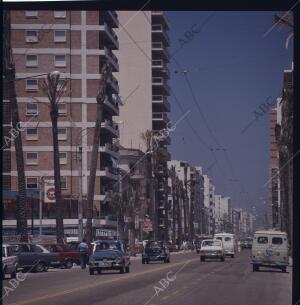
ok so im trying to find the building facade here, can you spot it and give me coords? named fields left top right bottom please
left=116, top=11, right=171, bottom=240
left=3, top=10, right=120, bottom=238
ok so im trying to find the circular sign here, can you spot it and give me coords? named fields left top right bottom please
left=46, top=188, right=56, bottom=201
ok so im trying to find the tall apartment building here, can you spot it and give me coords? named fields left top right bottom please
left=268, top=107, right=280, bottom=229
left=116, top=11, right=171, bottom=239
left=3, top=10, right=120, bottom=238
left=203, top=174, right=215, bottom=236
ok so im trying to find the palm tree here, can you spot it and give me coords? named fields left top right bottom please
left=140, top=130, right=156, bottom=239
left=177, top=179, right=184, bottom=246
left=3, top=11, right=28, bottom=241
left=85, top=63, right=112, bottom=243
left=41, top=72, right=68, bottom=243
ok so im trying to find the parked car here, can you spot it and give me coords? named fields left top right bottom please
left=2, top=244, right=19, bottom=279
left=88, top=240, right=130, bottom=275
left=251, top=230, right=288, bottom=272
left=142, top=240, right=170, bottom=264
left=10, top=243, right=60, bottom=272
left=42, top=243, right=81, bottom=268
left=214, top=233, right=236, bottom=258
left=200, top=239, right=225, bottom=262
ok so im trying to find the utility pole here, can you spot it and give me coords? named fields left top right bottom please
left=78, top=145, right=83, bottom=242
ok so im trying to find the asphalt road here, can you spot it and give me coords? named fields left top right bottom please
left=2, top=250, right=292, bottom=305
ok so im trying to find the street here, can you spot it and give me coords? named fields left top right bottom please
left=3, top=250, right=292, bottom=305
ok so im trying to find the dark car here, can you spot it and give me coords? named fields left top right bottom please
left=88, top=240, right=130, bottom=275
left=10, top=243, right=60, bottom=272
left=142, top=241, right=170, bottom=264
left=42, top=243, right=81, bottom=268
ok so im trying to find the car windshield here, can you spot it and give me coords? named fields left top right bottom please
left=95, top=242, right=121, bottom=252
left=147, top=241, right=163, bottom=249
left=202, top=240, right=221, bottom=247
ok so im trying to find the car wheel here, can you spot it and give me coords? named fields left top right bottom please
left=120, top=264, right=126, bottom=274
left=34, top=262, right=45, bottom=273
left=167, top=258, right=170, bottom=263
left=65, top=260, right=73, bottom=269
left=146, top=259, right=149, bottom=264
left=43, top=265, right=49, bottom=272
left=142, top=259, right=145, bottom=264
left=89, top=268, right=95, bottom=275
left=164, top=258, right=168, bottom=263
left=281, top=267, right=287, bottom=273
left=97, top=269, right=102, bottom=274
left=253, top=265, right=259, bottom=272
left=231, top=254, right=235, bottom=258
left=125, top=266, right=130, bottom=273
left=200, top=256, right=205, bottom=262
left=196, top=250, right=200, bottom=254
left=221, top=256, right=225, bottom=262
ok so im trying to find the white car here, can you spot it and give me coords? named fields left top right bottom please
left=2, top=244, right=19, bottom=279
left=200, top=239, right=225, bottom=262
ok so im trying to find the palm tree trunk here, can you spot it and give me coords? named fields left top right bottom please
left=50, top=110, right=65, bottom=243
left=4, top=11, right=28, bottom=242
left=85, top=100, right=103, bottom=243
left=171, top=178, right=176, bottom=244
left=7, top=66, right=29, bottom=242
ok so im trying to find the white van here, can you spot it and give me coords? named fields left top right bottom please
left=251, top=230, right=289, bottom=272
left=214, top=233, right=236, bottom=258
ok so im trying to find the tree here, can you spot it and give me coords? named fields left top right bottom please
left=41, top=72, right=68, bottom=243
left=3, top=11, right=28, bottom=241
left=85, top=63, right=112, bottom=243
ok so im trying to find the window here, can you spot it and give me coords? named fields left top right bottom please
left=26, top=55, right=38, bottom=67
left=257, top=236, right=268, bottom=244
left=54, top=11, right=66, bottom=18
left=26, top=103, right=38, bottom=116
left=58, top=128, right=67, bottom=140
left=225, top=237, right=231, bottom=242
left=61, top=176, right=67, bottom=189
left=54, top=55, right=66, bottom=67
left=26, top=30, right=38, bottom=43
left=26, top=128, right=38, bottom=140
left=272, top=237, right=283, bottom=245
left=58, top=103, right=67, bottom=116
left=25, top=11, right=38, bottom=18
left=26, top=152, right=38, bottom=165
left=26, top=79, right=38, bottom=91
left=58, top=79, right=67, bottom=91
left=59, top=152, right=67, bottom=165
left=54, top=30, right=66, bottom=42
left=26, top=177, right=38, bottom=189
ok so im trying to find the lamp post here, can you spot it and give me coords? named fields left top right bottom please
left=78, top=145, right=83, bottom=242
left=39, top=177, right=45, bottom=236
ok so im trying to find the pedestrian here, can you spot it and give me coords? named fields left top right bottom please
left=78, top=238, right=89, bottom=269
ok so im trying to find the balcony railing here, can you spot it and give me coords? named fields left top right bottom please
left=152, top=24, right=170, bottom=44
left=152, top=112, right=169, bottom=122
left=152, top=42, right=170, bottom=58
left=152, top=95, right=170, bottom=112
left=101, top=22, right=119, bottom=49
left=152, top=77, right=170, bottom=93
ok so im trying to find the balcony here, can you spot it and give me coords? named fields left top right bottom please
left=101, top=11, right=119, bottom=28
left=152, top=24, right=170, bottom=46
left=101, top=119, right=119, bottom=137
left=100, top=22, right=119, bottom=50
left=100, top=46, right=119, bottom=72
left=152, top=95, right=170, bottom=112
left=101, top=73, right=119, bottom=93
left=103, top=94, right=119, bottom=115
left=152, top=77, right=170, bottom=95
left=152, top=42, right=170, bottom=62
left=151, top=11, right=170, bottom=30
left=99, top=143, right=119, bottom=159
left=100, top=166, right=119, bottom=180
left=152, top=112, right=169, bottom=124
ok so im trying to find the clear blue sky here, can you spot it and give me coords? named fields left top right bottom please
left=165, top=11, right=293, bottom=223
